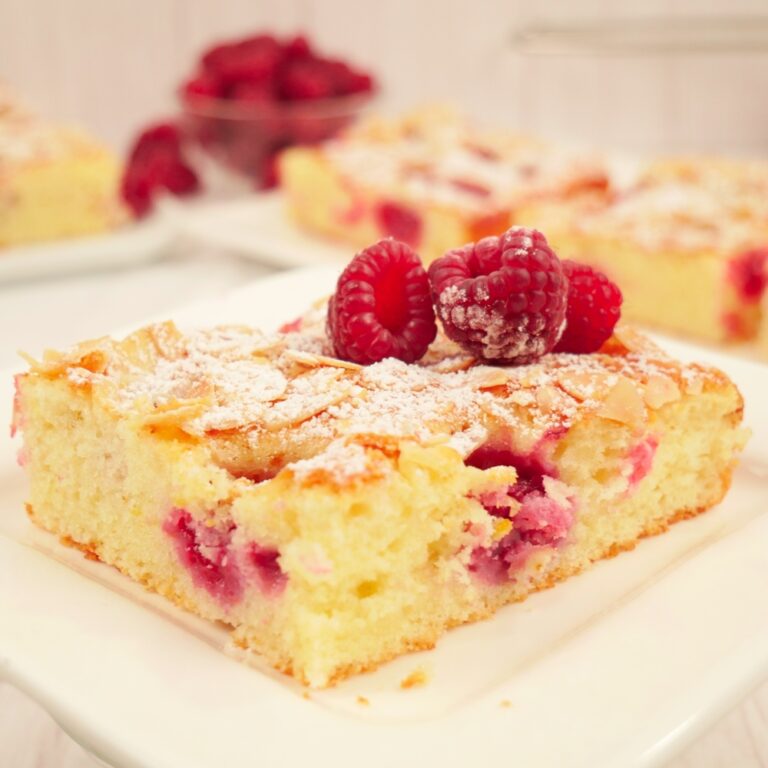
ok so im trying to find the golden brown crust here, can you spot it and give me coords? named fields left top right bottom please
left=59, top=535, right=102, bottom=562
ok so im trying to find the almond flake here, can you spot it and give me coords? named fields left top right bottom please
left=598, top=376, right=646, bottom=427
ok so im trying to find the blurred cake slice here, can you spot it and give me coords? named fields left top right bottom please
left=529, top=172, right=768, bottom=344
left=280, top=107, right=608, bottom=262
left=0, top=85, right=127, bottom=248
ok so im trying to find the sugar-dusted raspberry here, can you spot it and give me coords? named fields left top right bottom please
left=428, top=227, right=567, bottom=364
left=327, top=239, right=437, bottom=364
left=554, top=261, right=622, bottom=354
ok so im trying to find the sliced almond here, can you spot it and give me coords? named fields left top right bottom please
left=598, top=376, right=647, bottom=428
left=470, top=367, right=510, bottom=390
left=139, top=397, right=210, bottom=427
left=263, top=370, right=355, bottom=430
left=643, top=374, right=681, bottom=409
left=556, top=370, right=601, bottom=402
left=535, top=384, right=565, bottom=412
left=282, top=349, right=362, bottom=371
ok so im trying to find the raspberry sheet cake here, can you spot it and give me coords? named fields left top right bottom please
left=529, top=161, right=768, bottom=345
left=0, top=85, right=127, bottom=247
left=14, top=230, right=747, bottom=687
left=280, top=107, right=608, bottom=262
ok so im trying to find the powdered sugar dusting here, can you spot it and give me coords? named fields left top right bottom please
left=288, top=440, right=372, bottom=485
left=325, top=113, right=605, bottom=212
left=43, top=304, right=725, bottom=484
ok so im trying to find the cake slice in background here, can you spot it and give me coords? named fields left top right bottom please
left=0, top=84, right=128, bottom=248
left=527, top=170, right=768, bottom=347
left=279, top=106, right=608, bottom=262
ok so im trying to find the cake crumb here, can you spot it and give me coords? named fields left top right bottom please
left=301, top=690, right=312, bottom=701
left=500, top=699, right=512, bottom=708
left=400, top=668, right=429, bottom=689
left=356, top=695, right=370, bottom=706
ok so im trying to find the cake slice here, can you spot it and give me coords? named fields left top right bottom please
left=0, top=85, right=127, bottom=248
left=528, top=175, right=768, bottom=344
left=14, top=311, right=746, bottom=686
left=279, top=107, right=608, bottom=262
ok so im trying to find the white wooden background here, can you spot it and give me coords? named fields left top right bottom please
left=3, top=0, right=768, bottom=155
left=1, top=1, right=768, bottom=765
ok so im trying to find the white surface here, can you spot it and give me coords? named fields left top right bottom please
left=1, top=266, right=767, bottom=768
left=0, top=217, right=174, bottom=283
left=162, top=194, right=352, bottom=268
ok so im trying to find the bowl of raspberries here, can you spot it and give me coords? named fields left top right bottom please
left=179, top=32, right=376, bottom=190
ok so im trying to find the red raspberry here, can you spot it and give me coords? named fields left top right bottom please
left=554, top=261, right=622, bottom=354
left=284, top=34, right=312, bottom=60
left=345, top=71, right=375, bottom=95
left=261, top=149, right=281, bottom=189
left=228, top=79, right=275, bottom=104
left=279, top=60, right=335, bottom=101
left=327, top=239, right=437, bottom=364
left=120, top=173, right=152, bottom=218
left=182, top=73, right=222, bottom=100
left=202, top=36, right=281, bottom=86
left=163, top=163, right=200, bottom=195
left=428, top=227, right=567, bottom=364
left=121, top=121, right=200, bottom=217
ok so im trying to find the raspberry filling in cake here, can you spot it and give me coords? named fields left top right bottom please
left=375, top=200, right=423, bottom=247
left=464, top=434, right=575, bottom=584
left=163, top=509, right=286, bottom=606
left=727, top=248, right=768, bottom=304
left=625, top=435, right=659, bottom=492
left=720, top=248, right=768, bottom=339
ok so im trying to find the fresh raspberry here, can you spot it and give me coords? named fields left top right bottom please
left=428, top=227, right=567, bottom=364
left=284, top=34, right=312, bottom=60
left=227, top=79, right=275, bottom=104
left=327, top=239, right=437, bottom=364
left=121, top=121, right=200, bottom=217
left=324, top=60, right=375, bottom=96
left=346, top=71, right=375, bottom=95
left=202, top=35, right=281, bottom=85
left=261, top=149, right=282, bottom=189
left=120, top=173, right=153, bottom=218
left=554, top=261, right=622, bottom=353
left=163, top=163, right=200, bottom=195
left=279, top=59, right=335, bottom=101
left=182, top=73, right=222, bottom=100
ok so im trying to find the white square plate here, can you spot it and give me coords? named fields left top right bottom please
left=161, top=193, right=352, bottom=268
left=1, top=267, right=767, bottom=768
left=0, top=216, right=174, bottom=283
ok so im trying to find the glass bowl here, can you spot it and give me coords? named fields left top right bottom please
left=179, top=90, right=375, bottom=191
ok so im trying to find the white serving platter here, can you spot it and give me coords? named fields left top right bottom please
left=0, top=216, right=174, bottom=283
left=1, top=266, right=767, bottom=768
left=160, top=193, right=352, bottom=268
